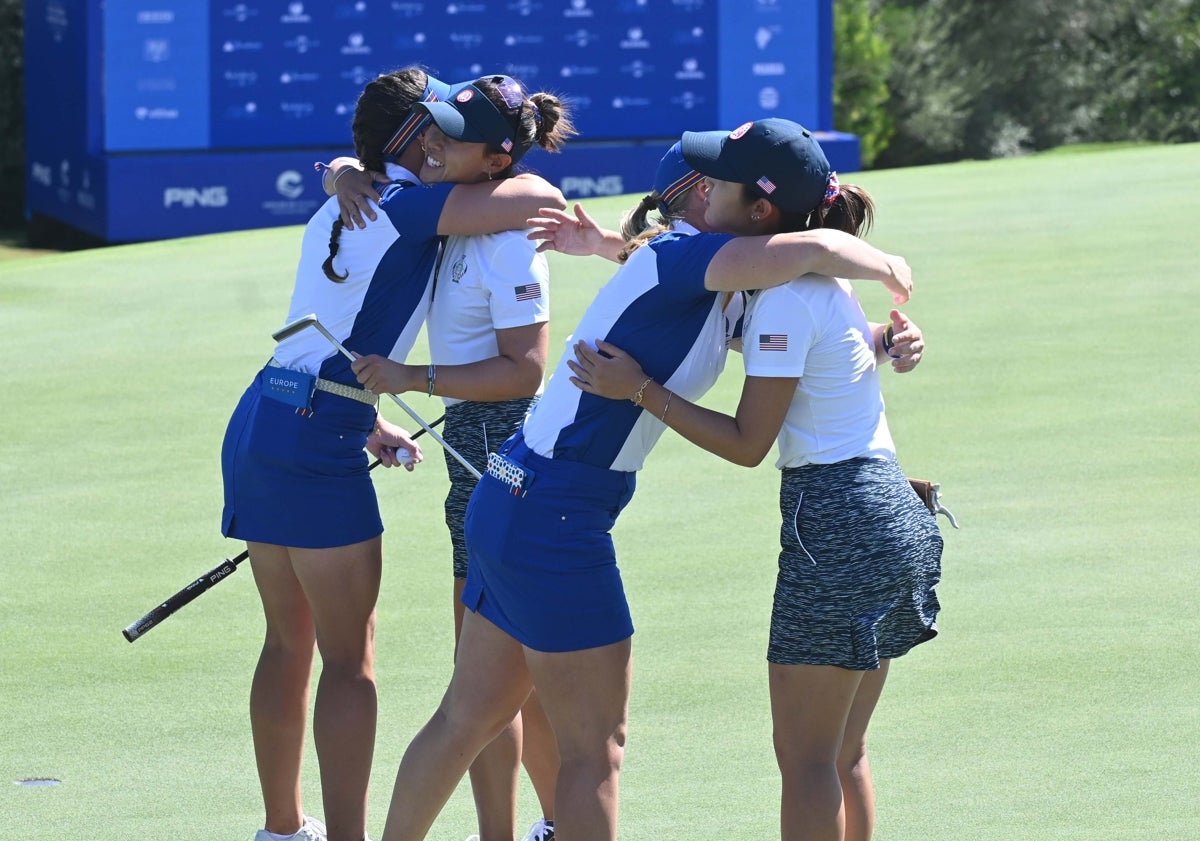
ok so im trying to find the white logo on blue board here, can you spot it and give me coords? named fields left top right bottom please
left=449, top=32, right=484, bottom=49
left=620, top=27, right=650, bottom=49
left=561, top=176, right=624, bottom=197
left=31, top=163, right=52, bottom=187
left=564, top=0, right=593, bottom=18
left=560, top=65, right=600, bottom=78
left=277, top=171, right=304, bottom=199
left=752, top=62, right=785, bottom=76
left=341, top=33, right=372, bottom=55
left=287, top=35, right=317, bottom=53
left=282, top=2, right=311, bottom=22
left=137, top=10, right=175, bottom=24
left=758, top=87, right=780, bottom=110
left=391, top=2, right=425, bottom=17
left=143, top=39, right=170, bottom=62
left=164, top=187, right=229, bottom=209
left=224, top=4, right=258, bottom=24
left=621, top=60, right=653, bottom=79
left=675, top=58, right=704, bottom=80
left=565, top=29, right=596, bottom=47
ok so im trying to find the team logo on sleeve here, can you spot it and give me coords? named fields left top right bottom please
left=451, top=255, right=467, bottom=282
left=514, top=282, right=542, bottom=301
left=758, top=333, right=788, bottom=351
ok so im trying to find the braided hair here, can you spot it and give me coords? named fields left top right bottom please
left=323, top=67, right=429, bottom=282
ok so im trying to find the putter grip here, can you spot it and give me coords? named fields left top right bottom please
left=122, top=557, right=241, bottom=642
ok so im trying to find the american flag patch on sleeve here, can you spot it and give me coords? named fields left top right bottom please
left=758, top=333, right=788, bottom=351
left=514, top=283, right=542, bottom=301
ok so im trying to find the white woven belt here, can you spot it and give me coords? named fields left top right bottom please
left=267, top=358, right=378, bottom=407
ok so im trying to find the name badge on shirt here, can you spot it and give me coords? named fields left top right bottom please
left=264, top=369, right=316, bottom=411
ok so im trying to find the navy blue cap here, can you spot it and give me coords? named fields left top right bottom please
left=416, top=76, right=531, bottom=164
left=652, top=141, right=704, bottom=216
left=681, top=118, right=830, bottom=213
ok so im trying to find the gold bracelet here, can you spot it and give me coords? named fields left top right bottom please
left=631, top=377, right=653, bottom=406
left=660, top=390, right=673, bottom=422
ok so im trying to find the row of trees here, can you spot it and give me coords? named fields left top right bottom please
left=1, top=0, right=1196, bottom=226
left=835, top=0, right=1200, bottom=167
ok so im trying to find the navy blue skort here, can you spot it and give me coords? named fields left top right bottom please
left=462, top=433, right=637, bottom=653
left=220, top=368, right=382, bottom=549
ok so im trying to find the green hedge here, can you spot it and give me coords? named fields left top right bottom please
left=0, top=0, right=23, bottom=227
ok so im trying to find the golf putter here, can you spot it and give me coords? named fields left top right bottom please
left=273, top=314, right=482, bottom=479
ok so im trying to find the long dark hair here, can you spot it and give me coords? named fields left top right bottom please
left=324, top=67, right=430, bottom=282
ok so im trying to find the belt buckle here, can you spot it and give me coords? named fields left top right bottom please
left=487, top=452, right=535, bottom=496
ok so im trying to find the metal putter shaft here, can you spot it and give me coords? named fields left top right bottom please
left=273, top=314, right=482, bottom=479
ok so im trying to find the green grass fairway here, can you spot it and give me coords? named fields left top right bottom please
left=2, top=143, right=1197, bottom=840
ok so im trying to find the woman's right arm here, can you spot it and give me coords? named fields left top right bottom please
left=704, top=228, right=912, bottom=303
left=569, top=339, right=795, bottom=467
left=438, top=175, right=567, bottom=236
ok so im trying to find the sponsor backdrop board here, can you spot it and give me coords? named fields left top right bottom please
left=25, top=0, right=856, bottom=242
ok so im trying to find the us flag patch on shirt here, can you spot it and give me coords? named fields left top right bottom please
left=514, top=283, right=542, bottom=301
left=758, top=333, right=788, bottom=351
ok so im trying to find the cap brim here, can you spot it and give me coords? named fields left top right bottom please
left=415, top=99, right=485, bottom=143
left=424, top=75, right=452, bottom=102
left=681, top=130, right=742, bottom=182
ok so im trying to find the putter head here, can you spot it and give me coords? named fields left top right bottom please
left=272, top=313, right=320, bottom=343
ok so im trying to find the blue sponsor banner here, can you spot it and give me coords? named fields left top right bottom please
left=25, top=0, right=853, bottom=242
left=103, top=1, right=210, bottom=151
left=718, top=0, right=825, bottom=130
left=105, top=150, right=333, bottom=241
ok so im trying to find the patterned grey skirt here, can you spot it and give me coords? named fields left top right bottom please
left=442, top=397, right=536, bottom=578
left=768, top=457, right=943, bottom=670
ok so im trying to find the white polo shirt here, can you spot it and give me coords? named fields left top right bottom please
left=427, top=230, right=550, bottom=406
left=741, top=275, right=895, bottom=469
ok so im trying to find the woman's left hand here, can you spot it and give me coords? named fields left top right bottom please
left=367, top=416, right=424, bottom=472
left=569, top=339, right=650, bottom=401
left=886, top=309, right=925, bottom=373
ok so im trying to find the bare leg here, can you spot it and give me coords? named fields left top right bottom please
left=248, top=541, right=317, bottom=836
left=519, top=689, right=559, bottom=826
left=454, top=580, right=520, bottom=841
left=839, top=661, right=889, bottom=841
left=291, top=537, right=382, bottom=841
left=382, top=610, right=532, bottom=841
left=769, top=663, right=865, bottom=841
left=524, top=639, right=631, bottom=841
